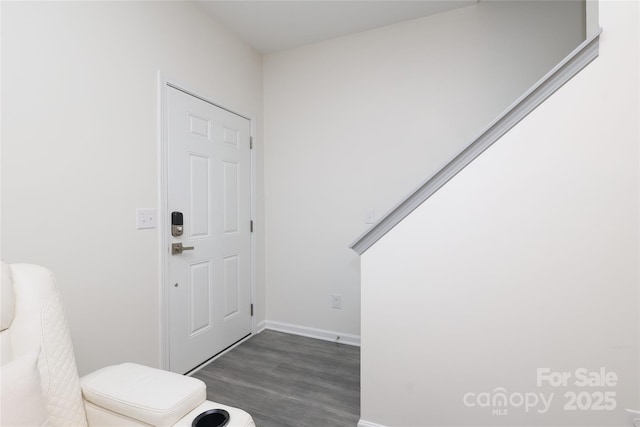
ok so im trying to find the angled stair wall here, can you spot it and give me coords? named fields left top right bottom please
left=358, top=2, right=639, bottom=426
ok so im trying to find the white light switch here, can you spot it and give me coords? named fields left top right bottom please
left=331, top=294, right=342, bottom=309
left=136, top=208, right=157, bottom=229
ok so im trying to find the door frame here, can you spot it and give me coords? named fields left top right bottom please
left=157, top=72, right=257, bottom=370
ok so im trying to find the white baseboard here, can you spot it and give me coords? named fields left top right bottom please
left=256, top=320, right=267, bottom=334
left=262, top=320, right=360, bottom=347
left=358, top=420, right=387, bottom=427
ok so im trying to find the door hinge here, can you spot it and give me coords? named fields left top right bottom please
left=250, top=303, right=254, bottom=316
left=250, top=137, right=253, bottom=149
left=250, top=220, right=254, bottom=232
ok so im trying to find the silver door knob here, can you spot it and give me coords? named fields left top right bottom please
left=171, top=242, right=195, bottom=255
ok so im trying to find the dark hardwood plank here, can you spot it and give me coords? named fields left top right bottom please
left=192, top=330, right=360, bottom=427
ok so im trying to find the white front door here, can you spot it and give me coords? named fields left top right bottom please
left=167, top=86, right=252, bottom=374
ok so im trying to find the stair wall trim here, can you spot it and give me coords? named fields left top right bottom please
left=350, top=31, right=601, bottom=255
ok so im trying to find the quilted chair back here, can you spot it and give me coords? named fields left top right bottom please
left=1, top=262, right=88, bottom=426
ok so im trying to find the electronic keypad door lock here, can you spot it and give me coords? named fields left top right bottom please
left=171, top=211, right=184, bottom=237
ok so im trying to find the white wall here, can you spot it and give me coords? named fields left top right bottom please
left=0, top=1, right=264, bottom=375
left=361, top=1, right=639, bottom=425
left=263, top=1, right=585, bottom=339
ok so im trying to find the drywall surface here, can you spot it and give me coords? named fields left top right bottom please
left=360, top=1, right=639, bottom=425
left=1, top=1, right=264, bottom=375
left=263, top=1, right=585, bottom=339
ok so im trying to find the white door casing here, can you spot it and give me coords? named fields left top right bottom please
left=165, top=85, right=252, bottom=374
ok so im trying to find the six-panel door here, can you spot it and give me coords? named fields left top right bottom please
left=167, top=86, right=252, bottom=374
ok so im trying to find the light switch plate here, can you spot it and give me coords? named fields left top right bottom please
left=331, top=294, right=342, bottom=309
left=136, top=208, right=157, bottom=229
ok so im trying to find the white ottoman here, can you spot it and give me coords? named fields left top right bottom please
left=81, top=363, right=254, bottom=427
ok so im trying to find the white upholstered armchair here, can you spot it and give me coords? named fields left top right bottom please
left=0, top=262, right=255, bottom=427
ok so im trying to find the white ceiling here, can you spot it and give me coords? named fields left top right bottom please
left=198, top=1, right=477, bottom=54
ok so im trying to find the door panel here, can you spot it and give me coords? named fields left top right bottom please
left=167, top=86, right=252, bottom=374
left=189, top=154, right=210, bottom=237
left=189, top=260, right=212, bottom=335
left=223, top=255, right=240, bottom=319
left=223, top=161, right=239, bottom=233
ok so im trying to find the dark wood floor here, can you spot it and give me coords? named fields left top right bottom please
left=192, top=330, right=360, bottom=427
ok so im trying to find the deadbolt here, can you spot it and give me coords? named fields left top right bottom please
left=171, top=242, right=194, bottom=255
left=172, top=224, right=183, bottom=237
left=171, top=212, right=184, bottom=237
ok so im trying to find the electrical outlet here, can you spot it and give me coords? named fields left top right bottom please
left=331, top=294, right=342, bottom=309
